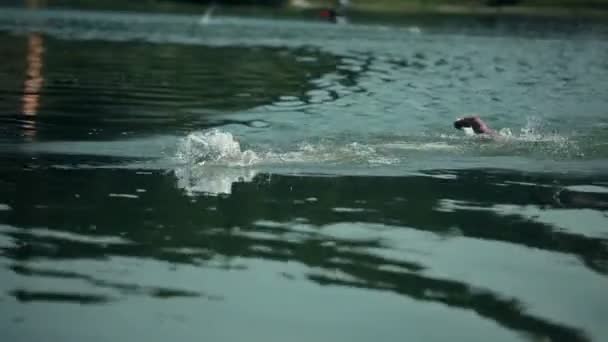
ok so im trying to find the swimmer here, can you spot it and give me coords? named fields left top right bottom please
left=453, top=116, right=496, bottom=136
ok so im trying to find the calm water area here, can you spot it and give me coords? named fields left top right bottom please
left=1, top=3, right=608, bottom=341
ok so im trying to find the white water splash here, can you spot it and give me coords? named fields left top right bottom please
left=448, top=117, right=576, bottom=156
left=176, top=129, right=259, bottom=166
left=175, top=127, right=575, bottom=170
left=172, top=125, right=582, bottom=196
left=174, top=130, right=260, bottom=195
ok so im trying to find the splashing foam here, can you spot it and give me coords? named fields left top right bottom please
left=172, top=122, right=581, bottom=196
left=495, top=117, right=568, bottom=143
left=444, top=116, right=578, bottom=156
left=487, top=118, right=581, bottom=158
left=174, top=130, right=259, bottom=196
left=176, top=129, right=259, bottom=166
left=172, top=129, right=408, bottom=195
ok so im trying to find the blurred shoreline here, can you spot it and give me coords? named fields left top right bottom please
left=292, top=0, right=608, bottom=18
left=6, top=0, right=608, bottom=19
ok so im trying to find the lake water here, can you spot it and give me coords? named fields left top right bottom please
left=1, top=5, right=608, bottom=342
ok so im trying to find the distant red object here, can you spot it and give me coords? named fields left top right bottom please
left=319, top=8, right=337, bottom=22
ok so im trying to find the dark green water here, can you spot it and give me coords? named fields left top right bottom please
left=1, top=5, right=608, bottom=342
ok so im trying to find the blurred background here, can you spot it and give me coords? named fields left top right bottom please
left=1, top=1, right=607, bottom=342
left=6, top=0, right=608, bottom=16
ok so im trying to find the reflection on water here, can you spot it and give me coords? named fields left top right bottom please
left=1, top=5, right=608, bottom=342
left=21, top=33, right=44, bottom=141
left=0, top=33, right=339, bottom=141
left=1, top=167, right=607, bottom=341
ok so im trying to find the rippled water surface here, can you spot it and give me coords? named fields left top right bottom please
left=1, top=5, right=608, bottom=342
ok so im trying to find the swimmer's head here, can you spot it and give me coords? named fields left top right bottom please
left=454, top=118, right=475, bottom=136
left=453, top=116, right=493, bottom=135
left=453, top=117, right=467, bottom=130
left=454, top=116, right=478, bottom=129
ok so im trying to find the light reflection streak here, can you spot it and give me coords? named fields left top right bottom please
left=21, top=0, right=45, bottom=140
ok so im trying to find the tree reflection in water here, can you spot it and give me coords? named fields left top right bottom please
left=2, top=165, right=606, bottom=341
